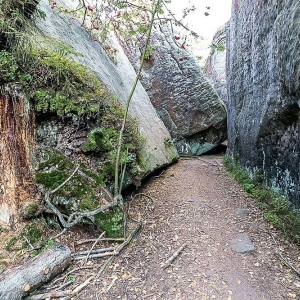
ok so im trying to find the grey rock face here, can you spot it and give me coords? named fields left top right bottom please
left=123, top=25, right=227, bottom=156
left=227, top=0, right=300, bottom=206
left=204, top=22, right=229, bottom=106
left=36, top=0, right=178, bottom=176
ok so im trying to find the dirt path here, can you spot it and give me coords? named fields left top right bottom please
left=75, top=155, right=300, bottom=299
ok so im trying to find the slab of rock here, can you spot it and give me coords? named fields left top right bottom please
left=36, top=0, right=178, bottom=177
left=234, top=208, right=251, bottom=216
left=122, top=24, right=227, bottom=155
left=204, top=22, right=229, bottom=106
left=227, top=0, right=300, bottom=207
left=231, top=233, right=255, bottom=254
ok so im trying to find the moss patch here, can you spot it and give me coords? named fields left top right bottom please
left=4, top=219, right=48, bottom=251
left=36, top=150, right=123, bottom=234
left=94, top=207, right=123, bottom=238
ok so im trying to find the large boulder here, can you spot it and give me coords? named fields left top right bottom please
left=36, top=0, right=178, bottom=176
left=204, top=22, right=229, bottom=106
left=122, top=25, right=227, bottom=156
left=227, top=0, right=300, bottom=206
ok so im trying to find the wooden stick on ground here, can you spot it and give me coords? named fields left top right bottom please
left=76, top=238, right=125, bottom=245
left=162, top=243, right=187, bottom=269
left=72, top=247, right=116, bottom=257
left=25, top=275, right=95, bottom=300
left=84, top=232, right=106, bottom=264
left=74, top=223, right=142, bottom=260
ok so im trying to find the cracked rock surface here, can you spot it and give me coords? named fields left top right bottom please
left=122, top=25, right=227, bottom=156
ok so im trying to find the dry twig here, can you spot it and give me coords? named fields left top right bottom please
left=72, top=247, right=116, bottom=258
left=162, top=243, right=187, bottom=268
left=76, top=238, right=124, bottom=245
left=83, top=232, right=106, bottom=264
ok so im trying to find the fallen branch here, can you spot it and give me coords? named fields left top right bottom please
left=95, top=256, right=115, bottom=281
left=44, top=166, right=120, bottom=233
left=0, top=243, right=71, bottom=300
left=45, top=194, right=120, bottom=229
left=24, top=290, right=72, bottom=300
left=72, top=275, right=95, bottom=295
left=84, top=232, right=106, bottom=264
left=74, top=223, right=142, bottom=260
left=76, top=238, right=125, bottom=245
left=74, top=251, right=117, bottom=260
left=23, top=236, right=34, bottom=250
left=162, top=243, right=187, bottom=269
left=26, top=275, right=95, bottom=299
left=72, top=247, right=116, bottom=258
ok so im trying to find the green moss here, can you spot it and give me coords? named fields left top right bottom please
left=5, top=220, right=48, bottom=251
left=30, top=240, right=54, bottom=257
left=36, top=150, right=107, bottom=211
left=22, top=203, right=39, bottom=218
left=82, top=127, right=119, bottom=153
left=5, top=237, right=18, bottom=251
left=21, top=43, right=115, bottom=118
left=94, top=207, right=123, bottom=238
left=36, top=170, right=69, bottom=191
left=38, top=150, right=73, bottom=170
left=0, top=50, right=18, bottom=83
left=224, top=155, right=300, bottom=245
left=22, top=223, right=43, bottom=245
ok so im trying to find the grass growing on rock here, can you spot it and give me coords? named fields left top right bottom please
left=224, top=156, right=300, bottom=245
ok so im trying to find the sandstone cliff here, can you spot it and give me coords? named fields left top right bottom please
left=227, top=0, right=300, bottom=206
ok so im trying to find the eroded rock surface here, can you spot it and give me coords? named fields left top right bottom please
left=227, top=0, right=300, bottom=206
left=36, top=0, right=178, bottom=176
left=123, top=25, right=227, bottom=155
left=204, top=22, right=229, bottom=105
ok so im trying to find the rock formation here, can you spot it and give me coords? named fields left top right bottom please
left=227, top=0, right=300, bottom=206
left=204, top=22, right=229, bottom=106
left=122, top=24, right=227, bottom=155
left=0, top=0, right=179, bottom=227
left=36, top=0, right=178, bottom=174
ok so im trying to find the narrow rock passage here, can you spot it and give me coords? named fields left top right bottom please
left=81, top=155, right=300, bottom=300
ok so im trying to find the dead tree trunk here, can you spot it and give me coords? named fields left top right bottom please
left=0, top=243, right=71, bottom=300
left=0, top=84, right=37, bottom=227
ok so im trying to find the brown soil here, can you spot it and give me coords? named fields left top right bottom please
left=2, top=154, right=300, bottom=299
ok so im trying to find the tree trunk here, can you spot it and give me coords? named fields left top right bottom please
left=0, top=84, right=37, bottom=227
left=0, top=243, right=71, bottom=300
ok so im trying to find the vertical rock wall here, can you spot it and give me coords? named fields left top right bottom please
left=227, top=0, right=300, bottom=206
